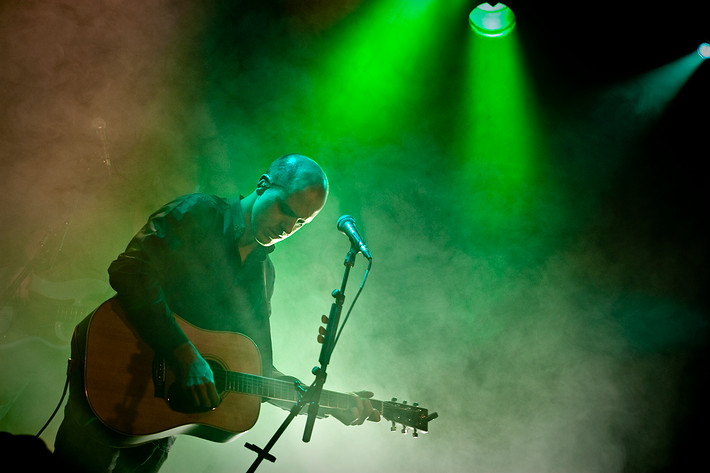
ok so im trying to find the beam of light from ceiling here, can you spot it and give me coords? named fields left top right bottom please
left=629, top=47, right=708, bottom=118
left=456, top=23, right=548, bottom=249
left=591, top=45, right=708, bottom=144
left=311, top=0, right=460, bottom=142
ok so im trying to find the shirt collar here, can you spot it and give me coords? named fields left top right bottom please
left=230, top=196, right=246, bottom=239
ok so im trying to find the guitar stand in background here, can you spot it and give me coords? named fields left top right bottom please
left=244, top=246, right=362, bottom=473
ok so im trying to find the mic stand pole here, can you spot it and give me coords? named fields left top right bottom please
left=303, top=246, right=356, bottom=441
left=244, top=246, right=358, bottom=472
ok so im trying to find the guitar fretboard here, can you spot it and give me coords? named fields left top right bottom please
left=219, top=371, right=385, bottom=413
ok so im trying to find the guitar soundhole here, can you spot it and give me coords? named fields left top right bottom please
left=207, top=359, right=227, bottom=393
left=166, top=358, right=227, bottom=413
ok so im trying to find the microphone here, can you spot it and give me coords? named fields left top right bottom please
left=337, top=215, right=372, bottom=260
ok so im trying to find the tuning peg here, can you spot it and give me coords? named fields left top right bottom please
left=401, top=425, right=408, bottom=435
left=390, top=421, right=397, bottom=432
left=413, top=429, right=418, bottom=438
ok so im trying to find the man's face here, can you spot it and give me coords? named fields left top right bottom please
left=251, top=182, right=326, bottom=247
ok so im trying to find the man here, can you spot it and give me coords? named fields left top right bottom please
left=53, top=154, right=380, bottom=472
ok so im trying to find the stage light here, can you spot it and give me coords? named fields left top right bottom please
left=469, top=3, right=516, bottom=37
left=698, top=43, right=710, bottom=59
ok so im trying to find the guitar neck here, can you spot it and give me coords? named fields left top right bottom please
left=223, top=372, right=382, bottom=412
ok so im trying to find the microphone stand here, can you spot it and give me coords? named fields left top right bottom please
left=244, top=245, right=359, bottom=472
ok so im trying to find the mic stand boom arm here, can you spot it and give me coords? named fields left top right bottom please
left=244, top=246, right=359, bottom=472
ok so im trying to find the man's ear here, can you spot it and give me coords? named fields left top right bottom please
left=256, top=174, right=271, bottom=195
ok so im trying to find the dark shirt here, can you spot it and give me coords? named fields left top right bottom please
left=107, top=193, right=276, bottom=373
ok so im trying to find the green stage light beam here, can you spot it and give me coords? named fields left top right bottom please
left=604, top=47, right=707, bottom=121
left=312, top=0, right=456, bottom=140
left=457, top=25, right=548, bottom=243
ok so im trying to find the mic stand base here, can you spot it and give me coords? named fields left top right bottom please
left=244, top=380, right=312, bottom=473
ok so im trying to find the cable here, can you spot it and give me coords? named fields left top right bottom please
left=333, top=257, right=371, bottom=348
left=35, top=358, right=71, bottom=438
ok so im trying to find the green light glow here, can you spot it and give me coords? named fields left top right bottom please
left=628, top=50, right=706, bottom=116
left=311, top=0, right=451, bottom=140
left=457, top=26, right=547, bottom=241
left=469, top=3, right=516, bottom=38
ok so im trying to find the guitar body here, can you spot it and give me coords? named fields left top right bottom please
left=84, top=298, right=262, bottom=445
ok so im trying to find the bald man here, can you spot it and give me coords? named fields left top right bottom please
left=53, top=154, right=379, bottom=473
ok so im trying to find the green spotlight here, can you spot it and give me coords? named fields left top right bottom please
left=469, top=3, right=516, bottom=37
left=699, top=42, right=710, bottom=59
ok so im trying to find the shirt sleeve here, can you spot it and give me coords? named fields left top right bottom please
left=107, top=195, right=213, bottom=355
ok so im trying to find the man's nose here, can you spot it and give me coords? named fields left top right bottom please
left=279, top=218, right=299, bottom=236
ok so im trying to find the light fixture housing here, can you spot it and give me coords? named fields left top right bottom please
left=469, top=3, right=516, bottom=38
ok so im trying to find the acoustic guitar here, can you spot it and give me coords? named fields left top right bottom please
left=83, top=298, right=437, bottom=445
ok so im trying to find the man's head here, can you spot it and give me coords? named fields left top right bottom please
left=250, top=154, right=328, bottom=246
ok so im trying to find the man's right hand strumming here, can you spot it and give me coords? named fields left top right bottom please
left=171, top=341, right=222, bottom=411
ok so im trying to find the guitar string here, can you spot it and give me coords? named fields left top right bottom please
left=211, top=370, right=368, bottom=410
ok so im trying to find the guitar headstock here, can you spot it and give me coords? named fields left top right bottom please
left=381, top=398, right=438, bottom=437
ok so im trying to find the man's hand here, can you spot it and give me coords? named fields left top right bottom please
left=171, top=341, right=221, bottom=411
left=331, top=391, right=381, bottom=426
